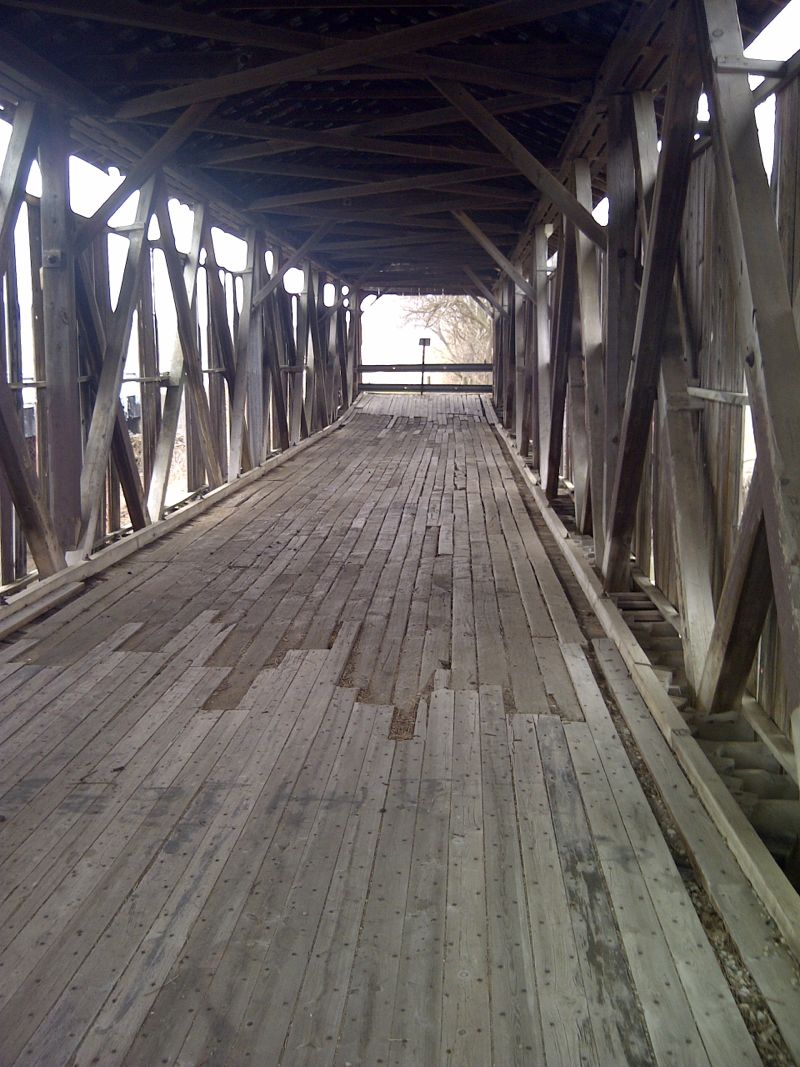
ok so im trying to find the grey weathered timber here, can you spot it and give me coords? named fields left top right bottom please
left=38, top=106, right=82, bottom=552
left=0, top=379, right=64, bottom=576
left=228, top=228, right=259, bottom=478
left=249, top=165, right=512, bottom=212
left=697, top=468, right=772, bottom=714
left=76, top=176, right=157, bottom=559
left=453, top=211, right=535, bottom=300
left=155, top=192, right=224, bottom=488
left=693, top=0, right=800, bottom=710
left=74, top=257, right=149, bottom=530
left=434, top=79, right=607, bottom=250
left=545, top=221, right=578, bottom=499
left=533, top=225, right=551, bottom=479
left=573, top=159, right=605, bottom=551
left=251, top=221, right=334, bottom=308
left=603, top=94, right=638, bottom=537
left=115, top=0, right=608, bottom=117
left=76, top=101, right=218, bottom=252
left=0, top=100, right=42, bottom=278
left=146, top=202, right=211, bottom=518
left=602, top=5, right=702, bottom=589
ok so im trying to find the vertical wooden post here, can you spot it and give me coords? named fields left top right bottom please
left=534, top=225, right=551, bottom=480
left=574, top=159, right=606, bottom=550
left=604, top=94, right=638, bottom=537
left=545, top=221, right=578, bottom=499
left=38, top=106, right=81, bottom=551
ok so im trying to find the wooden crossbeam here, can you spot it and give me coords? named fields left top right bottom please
left=115, top=1, right=606, bottom=118
left=463, top=267, right=504, bottom=315
left=0, top=101, right=42, bottom=278
left=432, top=79, right=607, bottom=250
left=76, top=177, right=157, bottom=559
left=693, top=0, right=800, bottom=709
left=626, top=87, right=716, bottom=694
left=147, top=202, right=217, bottom=518
left=75, top=257, right=149, bottom=531
left=155, top=193, right=224, bottom=488
left=200, top=126, right=517, bottom=171
left=602, top=6, right=702, bottom=590
left=76, top=102, right=218, bottom=252
left=696, top=475, right=771, bottom=714
left=454, top=212, right=535, bottom=300
left=332, top=92, right=553, bottom=141
left=252, top=223, right=333, bottom=308
left=0, top=378, right=64, bottom=576
left=229, top=229, right=259, bottom=477
left=248, top=166, right=514, bottom=212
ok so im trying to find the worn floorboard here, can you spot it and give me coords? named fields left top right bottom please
left=0, top=393, right=774, bottom=1066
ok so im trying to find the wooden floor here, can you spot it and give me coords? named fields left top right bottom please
left=0, top=394, right=766, bottom=1066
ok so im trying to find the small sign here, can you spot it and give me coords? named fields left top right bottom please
left=418, top=337, right=430, bottom=347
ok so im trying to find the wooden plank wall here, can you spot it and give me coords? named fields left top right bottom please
left=494, top=57, right=800, bottom=738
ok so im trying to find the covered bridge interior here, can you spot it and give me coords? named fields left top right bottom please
left=0, top=1, right=799, bottom=1064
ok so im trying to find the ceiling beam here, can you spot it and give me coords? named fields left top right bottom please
left=198, top=125, right=518, bottom=170
left=433, top=78, right=608, bottom=249
left=453, top=211, right=535, bottom=299
left=112, top=1, right=607, bottom=118
left=248, top=165, right=516, bottom=211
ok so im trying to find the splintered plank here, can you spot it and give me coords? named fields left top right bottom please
left=389, top=688, right=455, bottom=1066
left=440, top=689, right=491, bottom=1066
left=535, top=714, right=656, bottom=1066
left=478, top=684, right=545, bottom=1066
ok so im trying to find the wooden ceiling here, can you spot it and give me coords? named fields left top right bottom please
left=0, top=0, right=785, bottom=292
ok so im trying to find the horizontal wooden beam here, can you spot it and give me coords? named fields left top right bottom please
left=249, top=165, right=516, bottom=211
left=199, top=125, right=519, bottom=170
left=360, top=383, right=493, bottom=393
left=363, top=362, right=492, bottom=373
left=114, top=0, right=607, bottom=117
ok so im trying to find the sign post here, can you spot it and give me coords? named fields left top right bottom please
left=419, top=336, right=430, bottom=395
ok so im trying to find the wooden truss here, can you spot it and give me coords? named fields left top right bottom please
left=0, top=103, right=359, bottom=575
left=493, top=0, right=800, bottom=723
